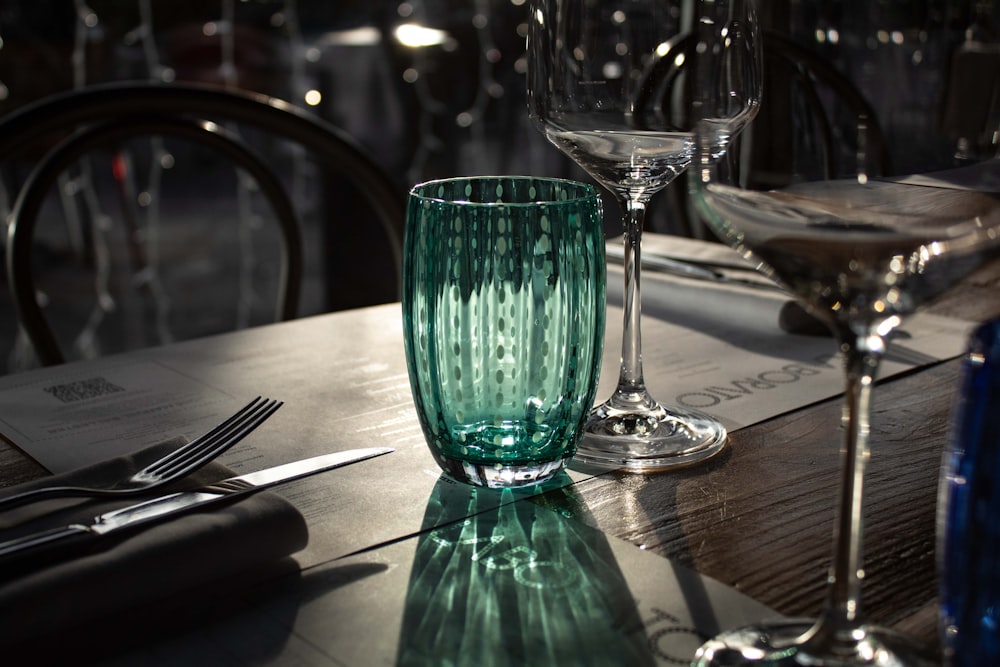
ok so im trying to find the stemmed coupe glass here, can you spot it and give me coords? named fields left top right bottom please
left=527, top=0, right=761, bottom=469
left=687, top=9, right=1000, bottom=667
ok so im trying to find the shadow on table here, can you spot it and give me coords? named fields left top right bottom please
left=396, top=474, right=656, bottom=666
left=4, top=556, right=309, bottom=666
left=83, top=557, right=390, bottom=666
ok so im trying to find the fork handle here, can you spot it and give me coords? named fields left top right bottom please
left=0, top=485, right=101, bottom=511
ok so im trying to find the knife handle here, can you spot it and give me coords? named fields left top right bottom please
left=0, top=524, right=95, bottom=578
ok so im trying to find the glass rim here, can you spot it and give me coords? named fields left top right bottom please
left=409, top=175, right=599, bottom=207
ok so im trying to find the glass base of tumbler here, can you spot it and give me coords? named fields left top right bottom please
left=575, top=395, right=727, bottom=471
left=434, top=453, right=570, bottom=489
left=692, top=619, right=939, bottom=666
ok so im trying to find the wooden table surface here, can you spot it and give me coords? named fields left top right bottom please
left=1, top=257, right=998, bottom=660
left=531, top=260, right=1000, bottom=651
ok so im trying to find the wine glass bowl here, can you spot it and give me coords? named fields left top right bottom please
left=700, top=176, right=1000, bottom=340
left=527, top=0, right=762, bottom=470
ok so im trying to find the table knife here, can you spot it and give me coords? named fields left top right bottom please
left=0, top=447, right=393, bottom=571
left=606, top=243, right=783, bottom=292
left=607, top=244, right=831, bottom=336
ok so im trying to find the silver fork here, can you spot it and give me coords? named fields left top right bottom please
left=0, top=396, right=282, bottom=510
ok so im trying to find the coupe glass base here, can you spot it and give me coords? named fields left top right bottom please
left=575, top=400, right=727, bottom=471
left=434, top=454, right=570, bottom=489
left=692, top=619, right=938, bottom=667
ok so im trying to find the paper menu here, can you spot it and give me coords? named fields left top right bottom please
left=0, top=360, right=240, bottom=472
left=0, top=291, right=973, bottom=579
left=0, top=290, right=971, bottom=475
left=603, top=262, right=972, bottom=431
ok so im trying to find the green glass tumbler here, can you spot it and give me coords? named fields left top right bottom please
left=402, top=176, right=606, bottom=488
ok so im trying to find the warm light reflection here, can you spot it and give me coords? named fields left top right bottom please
left=304, top=89, right=322, bottom=106
left=321, top=26, right=382, bottom=46
left=394, top=23, right=451, bottom=48
left=876, top=315, right=902, bottom=338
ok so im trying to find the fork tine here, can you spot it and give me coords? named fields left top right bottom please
left=155, top=399, right=282, bottom=478
left=142, top=398, right=281, bottom=479
left=137, top=396, right=264, bottom=475
left=147, top=398, right=282, bottom=479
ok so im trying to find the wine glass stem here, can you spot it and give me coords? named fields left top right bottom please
left=617, top=197, right=649, bottom=399
left=817, top=336, right=883, bottom=641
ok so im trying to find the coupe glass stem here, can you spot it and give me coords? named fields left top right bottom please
left=807, top=332, right=885, bottom=655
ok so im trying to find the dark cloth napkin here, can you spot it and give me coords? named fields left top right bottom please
left=0, top=438, right=308, bottom=654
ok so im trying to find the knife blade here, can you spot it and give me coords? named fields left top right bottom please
left=0, top=447, right=393, bottom=572
left=606, top=243, right=784, bottom=292
left=607, top=244, right=832, bottom=336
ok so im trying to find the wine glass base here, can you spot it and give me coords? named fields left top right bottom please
left=575, top=401, right=727, bottom=471
left=692, top=619, right=939, bottom=667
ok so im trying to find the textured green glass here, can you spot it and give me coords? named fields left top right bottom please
left=402, top=176, right=606, bottom=488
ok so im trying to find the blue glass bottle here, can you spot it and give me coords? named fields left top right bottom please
left=939, top=318, right=1000, bottom=666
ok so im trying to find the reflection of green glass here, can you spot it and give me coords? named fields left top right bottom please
left=397, top=475, right=655, bottom=665
left=402, top=176, right=606, bottom=488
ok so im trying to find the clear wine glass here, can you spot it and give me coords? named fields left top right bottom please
left=526, top=0, right=761, bottom=470
left=688, top=12, right=1000, bottom=667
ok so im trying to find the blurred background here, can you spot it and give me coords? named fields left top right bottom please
left=0, top=0, right=997, bottom=374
